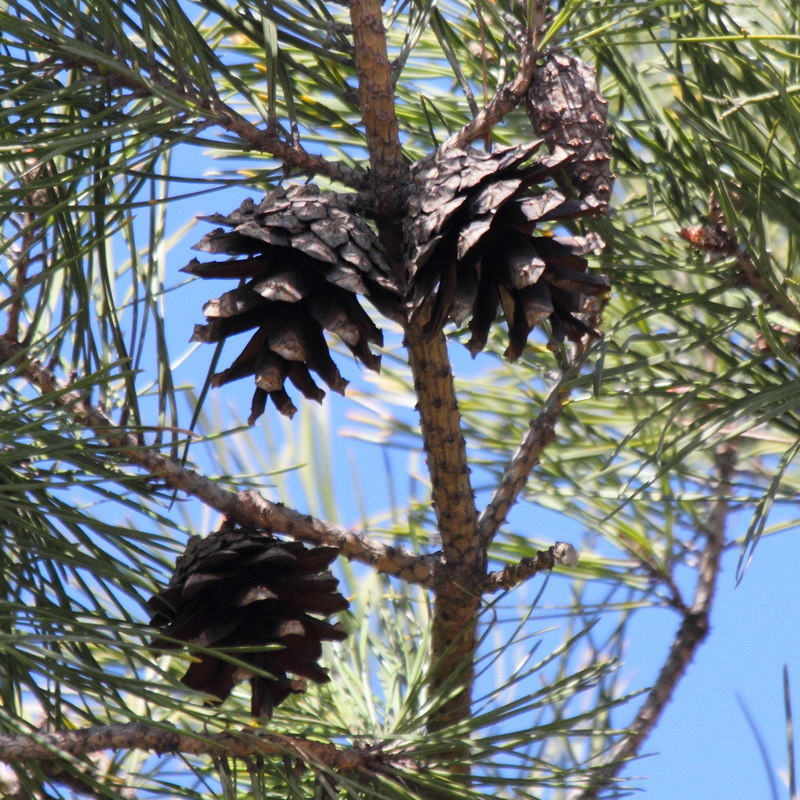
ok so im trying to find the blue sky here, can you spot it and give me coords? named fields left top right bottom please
left=635, top=530, right=799, bottom=799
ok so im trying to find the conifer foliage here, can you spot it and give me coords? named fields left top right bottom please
left=2, top=1, right=799, bottom=799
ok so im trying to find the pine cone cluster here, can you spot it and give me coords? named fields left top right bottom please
left=405, top=141, right=609, bottom=358
left=148, top=526, right=348, bottom=719
left=184, top=184, right=402, bottom=421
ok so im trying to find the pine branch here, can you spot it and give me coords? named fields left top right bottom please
left=347, top=0, right=408, bottom=283
left=345, top=0, right=483, bottom=757
left=0, top=723, right=388, bottom=773
left=3, top=163, right=54, bottom=343
left=207, top=97, right=367, bottom=189
left=237, top=491, right=439, bottom=586
left=0, top=335, right=439, bottom=586
left=443, top=38, right=538, bottom=152
left=680, top=192, right=800, bottom=326
left=405, top=323, right=481, bottom=743
left=574, top=444, right=736, bottom=797
left=347, top=0, right=403, bottom=185
left=56, top=55, right=366, bottom=189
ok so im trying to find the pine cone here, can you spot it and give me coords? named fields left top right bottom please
left=184, top=184, right=402, bottom=422
left=406, top=141, right=609, bottom=358
left=526, top=52, right=614, bottom=211
left=148, top=526, right=348, bottom=719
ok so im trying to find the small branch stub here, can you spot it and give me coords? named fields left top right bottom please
left=484, top=542, right=579, bottom=593
left=554, top=541, right=580, bottom=567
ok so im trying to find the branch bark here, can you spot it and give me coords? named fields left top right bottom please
left=345, top=0, right=482, bottom=749
left=478, top=378, right=571, bottom=547
left=347, top=0, right=403, bottom=184
left=482, top=542, right=579, bottom=593
left=0, top=335, right=439, bottom=587
left=405, top=324, right=481, bottom=742
left=347, top=0, right=409, bottom=285
left=0, top=723, right=386, bottom=773
left=443, top=42, right=538, bottom=151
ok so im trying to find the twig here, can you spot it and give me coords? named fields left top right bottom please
left=483, top=542, right=580, bottom=593
left=734, top=248, right=800, bottom=324
left=443, top=42, right=539, bottom=151
left=0, top=335, right=439, bottom=587
left=4, top=218, right=30, bottom=343
left=573, top=444, right=736, bottom=798
left=477, top=378, right=571, bottom=547
left=681, top=192, right=800, bottom=325
left=238, top=491, right=440, bottom=586
left=207, top=98, right=367, bottom=190
left=56, top=55, right=366, bottom=190
left=0, top=723, right=386, bottom=772
left=4, top=161, right=55, bottom=342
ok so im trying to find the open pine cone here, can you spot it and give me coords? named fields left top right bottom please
left=405, top=141, right=610, bottom=359
left=148, top=526, right=348, bottom=719
left=184, top=184, right=402, bottom=421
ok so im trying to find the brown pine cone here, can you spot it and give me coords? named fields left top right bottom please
left=148, top=526, right=348, bottom=719
left=185, top=184, right=403, bottom=422
left=526, top=52, right=614, bottom=212
left=406, top=141, right=609, bottom=358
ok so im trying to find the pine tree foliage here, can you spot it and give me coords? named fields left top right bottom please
left=1, top=0, right=800, bottom=798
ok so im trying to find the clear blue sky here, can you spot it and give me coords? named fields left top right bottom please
left=633, top=531, right=800, bottom=799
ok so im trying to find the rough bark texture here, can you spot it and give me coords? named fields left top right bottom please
left=346, top=0, right=485, bottom=751
left=483, top=542, right=579, bottom=593
left=478, top=381, right=570, bottom=546
left=0, top=723, right=385, bottom=769
left=348, top=0, right=408, bottom=286
left=405, top=323, right=482, bottom=741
